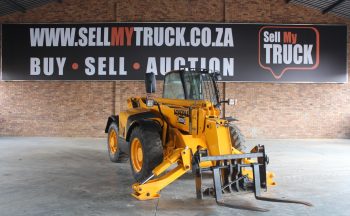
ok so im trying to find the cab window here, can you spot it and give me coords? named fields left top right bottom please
left=163, top=72, right=185, bottom=99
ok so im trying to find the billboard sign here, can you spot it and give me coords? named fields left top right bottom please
left=1, top=23, right=347, bottom=82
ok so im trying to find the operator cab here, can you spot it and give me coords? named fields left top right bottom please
left=162, top=69, right=221, bottom=105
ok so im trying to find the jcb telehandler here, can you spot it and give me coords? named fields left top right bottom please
left=105, top=68, right=311, bottom=211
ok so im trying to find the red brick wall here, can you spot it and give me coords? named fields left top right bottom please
left=0, top=0, right=349, bottom=138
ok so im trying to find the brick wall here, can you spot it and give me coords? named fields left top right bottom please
left=0, top=0, right=349, bottom=138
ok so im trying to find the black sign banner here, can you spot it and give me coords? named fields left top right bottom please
left=1, top=23, right=347, bottom=82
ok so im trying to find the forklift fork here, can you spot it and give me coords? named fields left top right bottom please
left=193, top=145, right=312, bottom=212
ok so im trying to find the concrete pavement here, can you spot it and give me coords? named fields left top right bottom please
left=0, top=137, right=349, bottom=216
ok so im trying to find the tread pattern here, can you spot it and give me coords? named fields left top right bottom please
left=229, top=123, right=246, bottom=151
left=129, top=122, right=163, bottom=182
left=108, top=122, right=124, bottom=163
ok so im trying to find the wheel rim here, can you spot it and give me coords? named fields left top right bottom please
left=109, top=129, right=118, bottom=154
left=131, top=138, right=143, bottom=172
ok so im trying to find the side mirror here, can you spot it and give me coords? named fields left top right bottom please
left=214, top=72, right=222, bottom=81
left=145, top=72, right=156, bottom=93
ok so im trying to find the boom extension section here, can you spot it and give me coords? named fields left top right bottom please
left=132, top=148, right=192, bottom=200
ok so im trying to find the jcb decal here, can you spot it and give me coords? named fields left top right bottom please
left=174, top=109, right=190, bottom=117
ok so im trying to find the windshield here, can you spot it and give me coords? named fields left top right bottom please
left=163, top=70, right=219, bottom=105
left=183, top=72, right=218, bottom=105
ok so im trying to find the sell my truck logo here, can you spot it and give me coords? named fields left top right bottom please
left=258, top=26, right=319, bottom=79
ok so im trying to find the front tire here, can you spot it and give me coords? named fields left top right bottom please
left=129, top=123, right=163, bottom=182
left=229, top=123, right=246, bottom=151
left=107, top=122, right=123, bottom=162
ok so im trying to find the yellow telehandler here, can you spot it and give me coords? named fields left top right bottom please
left=105, top=68, right=311, bottom=211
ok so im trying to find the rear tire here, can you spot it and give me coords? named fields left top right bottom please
left=229, top=123, right=246, bottom=151
left=107, top=122, right=124, bottom=162
left=129, top=123, right=163, bottom=182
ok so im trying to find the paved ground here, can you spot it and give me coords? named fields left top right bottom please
left=0, top=137, right=349, bottom=216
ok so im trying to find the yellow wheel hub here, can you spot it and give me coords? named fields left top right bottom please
left=131, top=138, right=143, bottom=172
left=109, top=129, right=118, bottom=154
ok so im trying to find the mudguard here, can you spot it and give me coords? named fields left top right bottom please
left=126, top=116, right=162, bottom=141
left=105, top=115, right=119, bottom=133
